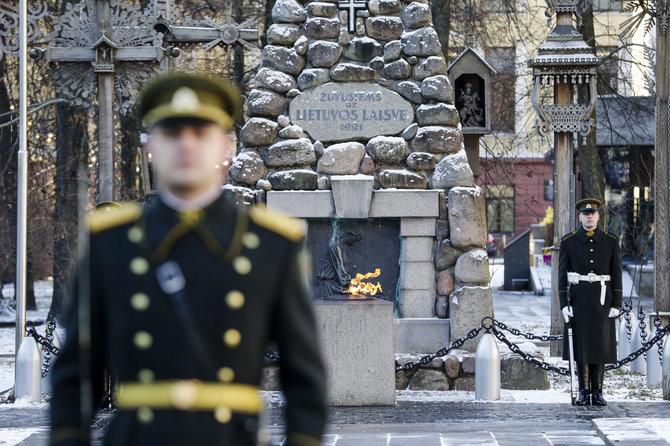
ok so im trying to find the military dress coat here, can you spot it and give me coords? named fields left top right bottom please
left=50, top=195, right=327, bottom=446
left=558, top=227, right=623, bottom=363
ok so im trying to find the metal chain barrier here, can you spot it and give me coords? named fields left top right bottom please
left=491, top=325, right=569, bottom=374
left=623, top=302, right=633, bottom=341
left=396, top=324, right=485, bottom=372
left=654, top=314, right=664, bottom=366
left=605, top=321, right=670, bottom=371
left=25, top=323, right=61, bottom=378
left=638, top=306, right=648, bottom=360
left=41, top=320, right=57, bottom=378
left=392, top=317, right=670, bottom=376
left=492, top=320, right=563, bottom=342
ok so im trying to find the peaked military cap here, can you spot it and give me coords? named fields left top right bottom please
left=138, top=72, right=242, bottom=129
left=576, top=198, right=601, bottom=214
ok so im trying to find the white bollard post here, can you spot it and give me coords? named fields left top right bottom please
left=475, top=332, right=500, bottom=401
left=41, top=330, right=62, bottom=393
left=662, top=335, right=670, bottom=400
left=629, top=317, right=646, bottom=375
left=15, top=335, right=41, bottom=401
left=647, top=326, right=662, bottom=386
left=617, top=317, right=630, bottom=361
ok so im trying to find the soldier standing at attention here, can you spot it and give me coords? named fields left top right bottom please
left=559, top=198, right=622, bottom=406
left=50, top=72, right=327, bottom=445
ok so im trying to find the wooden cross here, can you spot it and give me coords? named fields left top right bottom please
left=162, top=4, right=259, bottom=62
left=338, top=0, right=368, bottom=33
left=34, top=0, right=169, bottom=202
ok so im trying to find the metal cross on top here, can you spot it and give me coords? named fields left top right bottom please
left=32, top=0, right=172, bottom=202
left=338, top=0, right=368, bottom=33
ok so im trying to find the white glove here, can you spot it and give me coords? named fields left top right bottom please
left=562, top=306, right=573, bottom=323
left=608, top=308, right=620, bottom=318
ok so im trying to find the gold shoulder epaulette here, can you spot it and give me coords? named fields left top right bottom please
left=605, top=232, right=620, bottom=241
left=249, top=205, right=305, bottom=242
left=88, top=202, right=142, bottom=234
left=561, top=232, right=576, bottom=242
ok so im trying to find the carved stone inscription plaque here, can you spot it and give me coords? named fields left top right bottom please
left=289, top=83, right=414, bottom=142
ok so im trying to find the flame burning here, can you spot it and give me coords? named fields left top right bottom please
left=345, top=268, right=382, bottom=297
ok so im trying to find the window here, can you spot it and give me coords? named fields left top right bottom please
left=543, top=179, right=554, bottom=201
left=485, top=47, right=516, bottom=133
left=592, top=0, right=622, bottom=11
left=486, top=185, right=515, bottom=233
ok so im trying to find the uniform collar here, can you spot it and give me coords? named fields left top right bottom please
left=577, top=226, right=603, bottom=242
left=159, top=185, right=223, bottom=212
left=140, top=193, right=242, bottom=264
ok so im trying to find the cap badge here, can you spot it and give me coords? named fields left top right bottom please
left=171, top=87, right=200, bottom=111
left=585, top=204, right=592, bottom=209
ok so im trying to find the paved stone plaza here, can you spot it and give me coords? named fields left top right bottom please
left=2, top=399, right=669, bottom=445
left=1, top=288, right=668, bottom=445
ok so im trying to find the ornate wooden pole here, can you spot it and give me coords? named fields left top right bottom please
left=655, top=3, right=670, bottom=315
left=96, top=0, right=114, bottom=202
left=529, top=0, right=598, bottom=356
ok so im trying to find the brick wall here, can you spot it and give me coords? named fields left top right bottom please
left=479, top=157, right=554, bottom=241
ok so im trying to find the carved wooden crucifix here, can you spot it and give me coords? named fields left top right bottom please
left=33, top=0, right=170, bottom=202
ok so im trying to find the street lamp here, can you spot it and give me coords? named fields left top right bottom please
left=528, top=0, right=598, bottom=356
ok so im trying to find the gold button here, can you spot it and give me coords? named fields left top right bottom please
left=233, top=256, right=252, bottom=275
left=130, top=293, right=150, bottom=311
left=589, top=249, right=594, bottom=252
left=217, top=367, right=235, bottom=383
left=130, top=257, right=150, bottom=275
left=225, top=291, right=245, bottom=309
left=137, top=407, right=154, bottom=424
left=590, top=260, right=594, bottom=263
left=170, top=381, right=198, bottom=410
left=137, top=369, right=155, bottom=383
left=223, top=329, right=242, bottom=348
left=134, top=331, right=153, bottom=349
left=127, top=226, right=143, bottom=244
left=242, top=232, right=260, bottom=250
left=214, top=406, right=232, bottom=423
left=590, top=240, right=594, bottom=243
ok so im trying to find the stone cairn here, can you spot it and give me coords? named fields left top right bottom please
left=230, top=0, right=493, bottom=358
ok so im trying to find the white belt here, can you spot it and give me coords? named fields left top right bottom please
left=567, top=272, right=610, bottom=305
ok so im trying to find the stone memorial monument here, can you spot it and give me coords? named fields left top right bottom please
left=229, top=0, right=494, bottom=402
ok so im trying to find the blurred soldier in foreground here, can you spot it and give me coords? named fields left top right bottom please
left=559, top=198, right=622, bottom=406
left=50, top=72, right=327, bottom=445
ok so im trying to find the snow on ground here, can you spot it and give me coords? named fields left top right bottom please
left=0, top=279, right=666, bottom=404
left=0, top=427, right=44, bottom=445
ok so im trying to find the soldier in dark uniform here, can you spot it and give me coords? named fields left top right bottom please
left=50, top=73, right=327, bottom=445
left=559, top=198, right=622, bottom=406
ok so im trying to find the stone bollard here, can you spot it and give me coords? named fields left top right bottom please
left=617, top=317, right=630, bottom=361
left=41, top=330, right=62, bottom=393
left=629, top=317, right=646, bottom=375
left=663, top=335, right=670, bottom=400
left=646, top=326, right=662, bottom=386
left=475, top=332, right=500, bottom=401
left=15, top=336, right=42, bottom=401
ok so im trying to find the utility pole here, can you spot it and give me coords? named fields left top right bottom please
left=15, top=0, right=28, bottom=366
